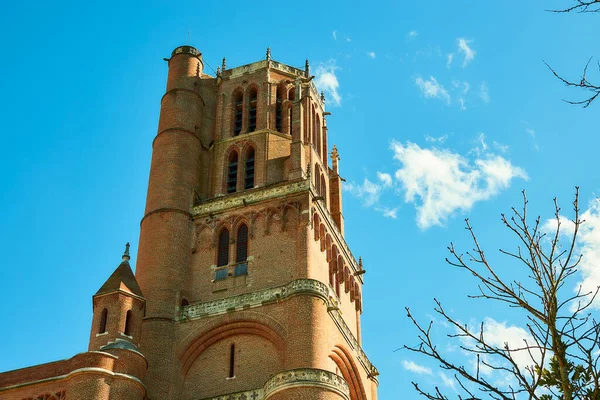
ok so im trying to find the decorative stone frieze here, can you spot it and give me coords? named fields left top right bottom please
left=263, top=368, right=349, bottom=399
left=181, top=279, right=330, bottom=320
left=199, top=388, right=264, bottom=400
left=193, top=180, right=309, bottom=216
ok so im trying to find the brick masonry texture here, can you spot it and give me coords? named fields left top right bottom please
left=0, top=45, right=378, bottom=400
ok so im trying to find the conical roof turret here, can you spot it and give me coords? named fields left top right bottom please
left=95, top=243, right=144, bottom=298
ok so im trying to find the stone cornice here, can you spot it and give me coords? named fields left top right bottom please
left=192, top=180, right=309, bottom=216
left=180, top=279, right=378, bottom=379
left=264, top=368, right=349, bottom=399
left=197, top=368, right=348, bottom=400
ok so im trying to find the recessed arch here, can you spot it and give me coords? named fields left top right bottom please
left=330, top=345, right=368, bottom=400
left=217, top=227, right=230, bottom=267
left=247, top=85, right=258, bottom=132
left=180, top=320, right=286, bottom=376
left=226, top=149, right=239, bottom=194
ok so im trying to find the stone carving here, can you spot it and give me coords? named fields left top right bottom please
left=182, top=279, right=330, bottom=320
left=23, top=391, right=66, bottom=400
left=199, top=389, right=263, bottom=400
left=263, top=368, right=349, bottom=399
left=193, top=180, right=310, bottom=216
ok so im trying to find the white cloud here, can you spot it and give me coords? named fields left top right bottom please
left=415, top=76, right=450, bottom=104
left=479, top=81, right=490, bottom=103
left=439, top=372, right=456, bottom=390
left=545, top=199, right=600, bottom=310
left=391, top=141, right=527, bottom=229
left=377, top=172, right=393, bottom=187
left=332, top=30, right=337, bottom=41
left=480, top=318, right=543, bottom=374
left=346, top=37, right=351, bottom=42
left=402, top=360, right=433, bottom=375
left=493, top=140, right=509, bottom=153
left=446, top=53, right=454, bottom=69
left=343, top=178, right=383, bottom=207
left=425, top=134, right=449, bottom=144
left=525, top=128, right=535, bottom=137
left=457, top=38, right=476, bottom=67
left=408, top=30, right=418, bottom=39
left=367, top=51, right=376, bottom=59
left=377, top=207, right=398, bottom=219
left=315, top=61, right=341, bottom=106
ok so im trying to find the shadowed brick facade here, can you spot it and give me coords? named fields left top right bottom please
left=0, top=45, right=379, bottom=400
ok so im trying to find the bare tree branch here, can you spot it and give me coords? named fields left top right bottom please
left=404, top=189, right=599, bottom=399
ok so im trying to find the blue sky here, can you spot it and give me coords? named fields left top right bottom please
left=1, top=1, right=599, bottom=398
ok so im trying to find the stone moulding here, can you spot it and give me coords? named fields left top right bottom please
left=180, top=279, right=378, bottom=379
left=193, top=180, right=310, bottom=216
left=197, top=368, right=347, bottom=400
left=181, top=279, right=330, bottom=320
left=199, top=388, right=264, bottom=400
left=263, top=368, right=349, bottom=399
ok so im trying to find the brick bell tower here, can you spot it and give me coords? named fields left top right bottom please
left=136, top=45, right=379, bottom=400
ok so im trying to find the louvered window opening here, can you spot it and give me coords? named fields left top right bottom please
left=234, top=93, right=243, bottom=136
left=248, top=89, right=257, bottom=132
left=245, top=150, right=255, bottom=190
left=227, top=154, right=238, bottom=194
left=217, top=229, right=230, bottom=267
left=236, top=225, right=248, bottom=262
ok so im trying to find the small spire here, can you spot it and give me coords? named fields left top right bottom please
left=122, top=242, right=131, bottom=262
left=321, top=91, right=325, bottom=103
left=305, top=59, right=310, bottom=74
left=359, top=257, right=363, bottom=269
left=222, top=57, right=227, bottom=71
left=217, top=65, right=221, bottom=75
left=331, top=145, right=339, bottom=161
left=266, top=47, right=271, bottom=61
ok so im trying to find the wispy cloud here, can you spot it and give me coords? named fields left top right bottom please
left=377, top=172, right=393, bottom=187
left=391, top=140, right=527, bottom=229
left=344, top=177, right=384, bottom=207
left=479, top=81, right=490, bottom=103
left=377, top=207, right=398, bottom=219
left=407, top=30, right=418, bottom=39
left=439, top=372, right=456, bottom=390
left=544, top=199, right=600, bottom=310
left=446, top=53, right=454, bottom=69
left=425, top=134, right=449, bottom=144
left=332, top=30, right=337, bottom=41
left=367, top=51, right=376, bottom=59
left=415, top=76, right=450, bottom=104
left=315, top=60, right=341, bottom=106
left=522, top=121, right=540, bottom=151
left=457, top=38, right=476, bottom=67
left=402, top=360, right=433, bottom=375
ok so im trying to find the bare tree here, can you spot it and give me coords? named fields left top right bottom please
left=404, top=188, right=600, bottom=399
left=546, top=1, right=600, bottom=108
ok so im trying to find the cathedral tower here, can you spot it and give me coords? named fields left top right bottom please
left=134, top=45, right=379, bottom=400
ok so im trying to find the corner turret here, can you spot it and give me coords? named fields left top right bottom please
left=89, top=243, right=145, bottom=351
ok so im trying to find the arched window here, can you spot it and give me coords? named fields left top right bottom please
left=276, top=85, right=285, bottom=132
left=248, top=87, right=257, bottom=132
left=236, top=224, right=249, bottom=262
left=320, top=174, right=327, bottom=201
left=99, top=308, right=108, bottom=334
left=244, top=148, right=255, bottom=190
left=217, top=229, right=230, bottom=267
left=233, top=91, right=243, bottom=136
left=322, top=126, right=327, bottom=162
left=227, top=151, right=238, bottom=194
left=124, top=310, right=133, bottom=336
